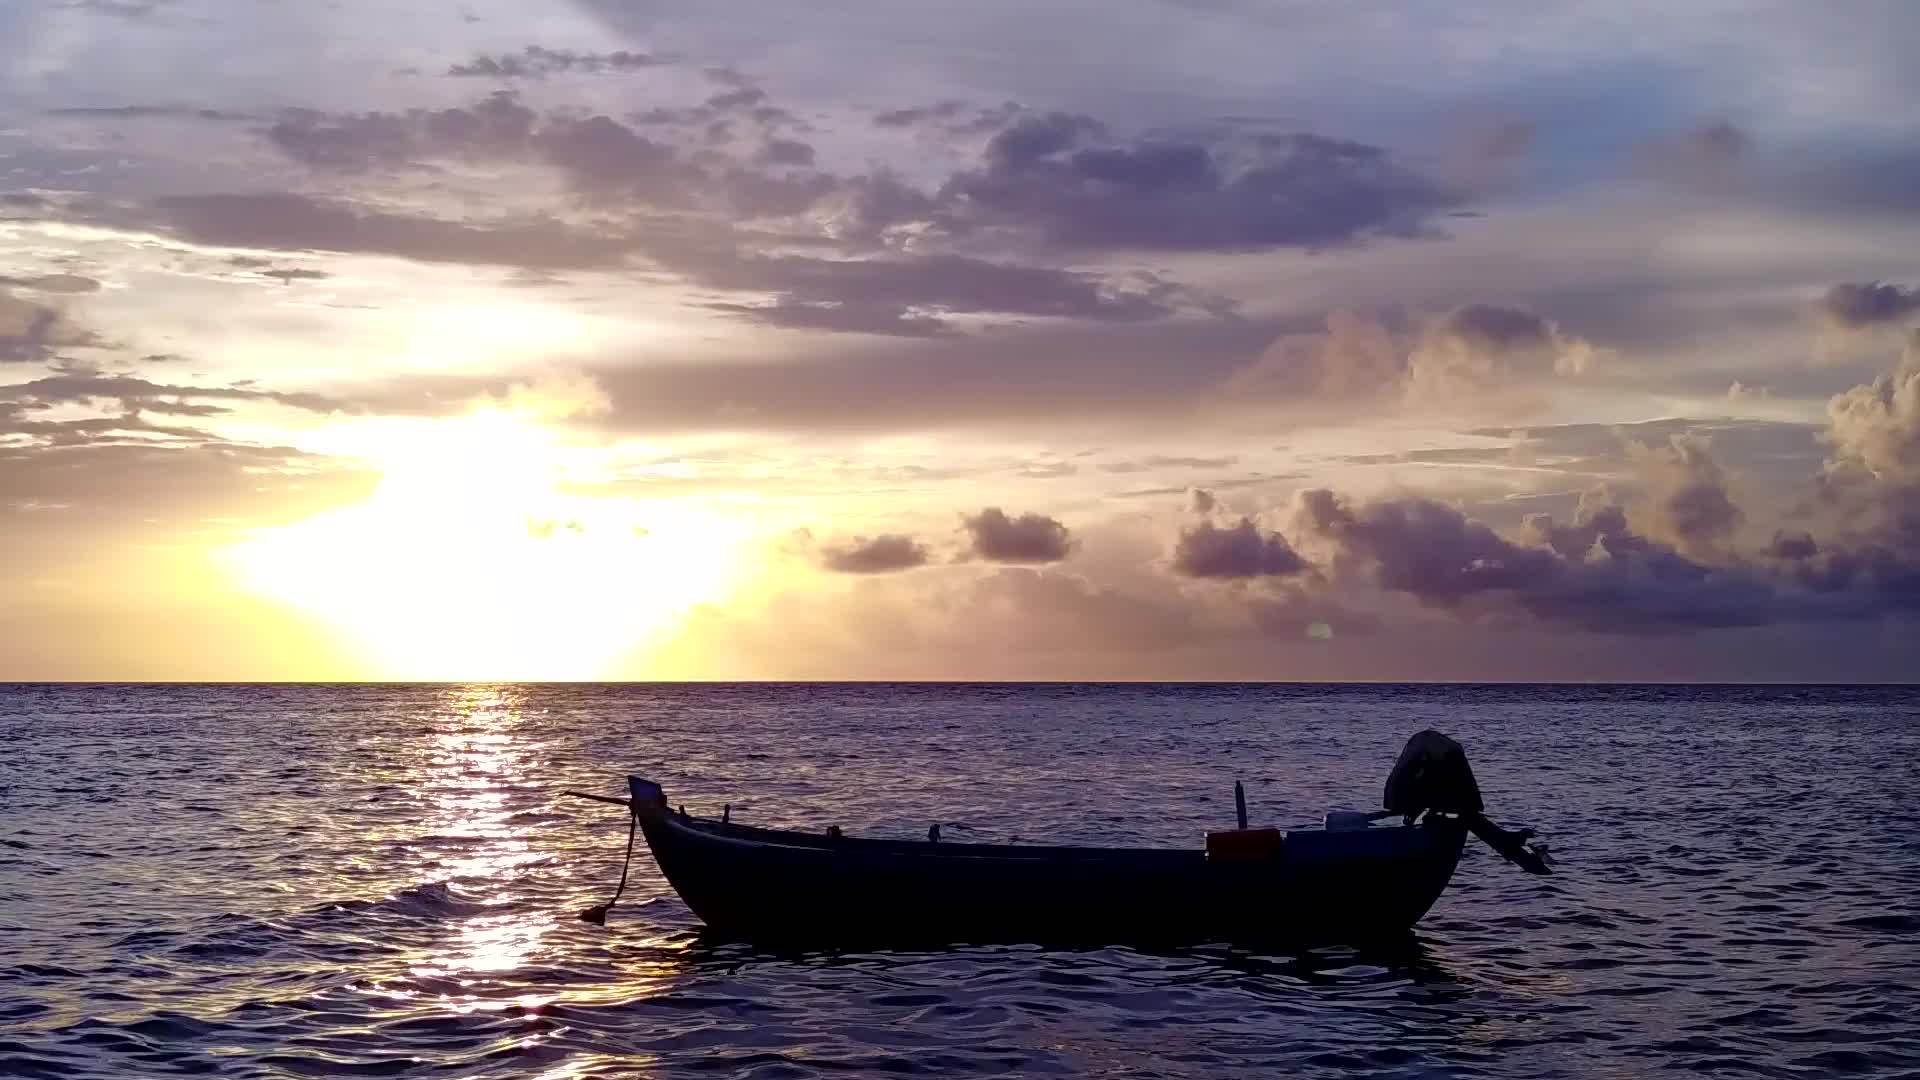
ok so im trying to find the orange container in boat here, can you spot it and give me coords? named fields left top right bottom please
left=1205, top=827, right=1283, bottom=860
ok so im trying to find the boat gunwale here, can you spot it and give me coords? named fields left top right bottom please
left=647, top=804, right=1438, bottom=865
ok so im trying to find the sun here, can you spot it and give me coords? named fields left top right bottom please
left=222, top=406, right=751, bottom=680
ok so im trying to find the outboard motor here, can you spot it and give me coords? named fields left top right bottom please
left=1386, top=730, right=1552, bottom=875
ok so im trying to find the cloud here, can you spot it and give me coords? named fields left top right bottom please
left=1170, top=517, right=1310, bottom=578
left=1233, top=304, right=1594, bottom=413
left=870, top=101, right=1016, bottom=135
left=1294, top=487, right=1805, bottom=635
left=1814, top=335, right=1920, bottom=591
left=44, top=104, right=240, bottom=121
left=265, top=91, right=1461, bottom=259
left=0, top=290, right=102, bottom=364
left=1637, top=120, right=1752, bottom=188
left=263, top=91, right=778, bottom=215
left=236, top=95, right=1219, bottom=331
left=1825, top=333, right=1920, bottom=485
left=1818, top=282, right=1920, bottom=331
left=1, top=372, right=345, bottom=415
left=141, top=193, right=633, bottom=270
left=145, top=189, right=1167, bottom=332
left=519, top=313, right=1260, bottom=433
left=757, top=138, right=816, bottom=167
left=446, top=46, right=674, bottom=78
left=0, top=371, right=364, bottom=526
left=0, top=274, right=102, bottom=294
left=1097, top=455, right=1236, bottom=474
left=225, top=89, right=1468, bottom=336
left=0, top=439, right=362, bottom=524
left=818, top=533, right=931, bottom=573
left=933, top=114, right=1462, bottom=252
left=691, top=252, right=1187, bottom=334
left=1293, top=341, right=1920, bottom=633
left=818, top=172, right=938, bottom=247
left=255, top=268, right=329, bottom=284
left=1626, top=436, right=1742, bottom=559
left=56, top=0, right=175, bottom=19
left=962, top=507, right=1074, bottom=563
left=1404, top=303, right=1595, bottom=403
left=705, top=300, right=949, bottom=338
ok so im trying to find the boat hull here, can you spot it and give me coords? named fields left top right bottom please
left=635, top=794, right=1465, bottom=946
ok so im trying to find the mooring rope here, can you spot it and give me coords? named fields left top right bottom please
left=564, top=790, right=640, bottom=925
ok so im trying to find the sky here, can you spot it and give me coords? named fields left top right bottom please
left=3, top=0, right=1919, bottom=680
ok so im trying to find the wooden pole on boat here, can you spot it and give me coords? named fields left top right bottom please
left=1234, top=781, right=1248, bottom=829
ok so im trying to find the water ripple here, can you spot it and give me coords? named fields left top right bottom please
left=1, top=683, right=1916, bottom=1078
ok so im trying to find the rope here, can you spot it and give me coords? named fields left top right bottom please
left=578, top=802, right=639, bottom=925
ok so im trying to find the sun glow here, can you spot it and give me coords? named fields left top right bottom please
left=223, top=404, right=752, bottom=680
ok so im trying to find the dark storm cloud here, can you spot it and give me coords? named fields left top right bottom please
left=962, top=507, right=1074, bottom=563
left=819, top=533, right=931, bottom=573
left=931, top=114, right=1462, bottom=252
left=1405, top=303, right=1595, bottom=394
left=0, top=372, right=364, bottom=522
left=756, top=138, right=816, bottom=167
left=266, top=92, right=803, bottom=215
left=446, top=46, right=675, bottom=78
left=1294, top=488, right=1808, bottom=635
left=1427, top=303, right=1559, bottom=351
left=1295, top=361, right=1920, bottom=632
left=710, top=166, right=839, bottom=217
left=91, top=182, right=1200, bottom=333
left=142, top=193, right=633, bottom=270
left=1819, top=282, right=1920, bottom=330
left=1768, top=531, right=1819, bottom=561
left=261, top=268, right=330, bottom=284
left=706, top=86, right=767, bottom=110
left=262, top=90, right=1460, bottom=256
left=823, top=173, right=938, bottom=247
left=221, top=89, right=1470, bottom=336
left=1170, top=517, right=1310, bottom=579
left=1, top=373, right=345, bottom=415
left=0, top=274, right=102, bottom=294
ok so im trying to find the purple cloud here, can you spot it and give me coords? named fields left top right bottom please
left=962, top=507, right=1074, bottom=563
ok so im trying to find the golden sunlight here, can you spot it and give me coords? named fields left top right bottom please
left=222, top=405, right=753, bottom=680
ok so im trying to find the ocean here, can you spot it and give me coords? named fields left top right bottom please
left=2, top=683, right=1915, bottom=1078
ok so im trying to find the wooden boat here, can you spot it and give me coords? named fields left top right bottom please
left=568, top=730, right=1549, bottom=946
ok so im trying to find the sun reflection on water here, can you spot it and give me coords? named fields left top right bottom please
left=410, top=687, right=555, bottom=981
left=332, top=684, right=698, bottom=1077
